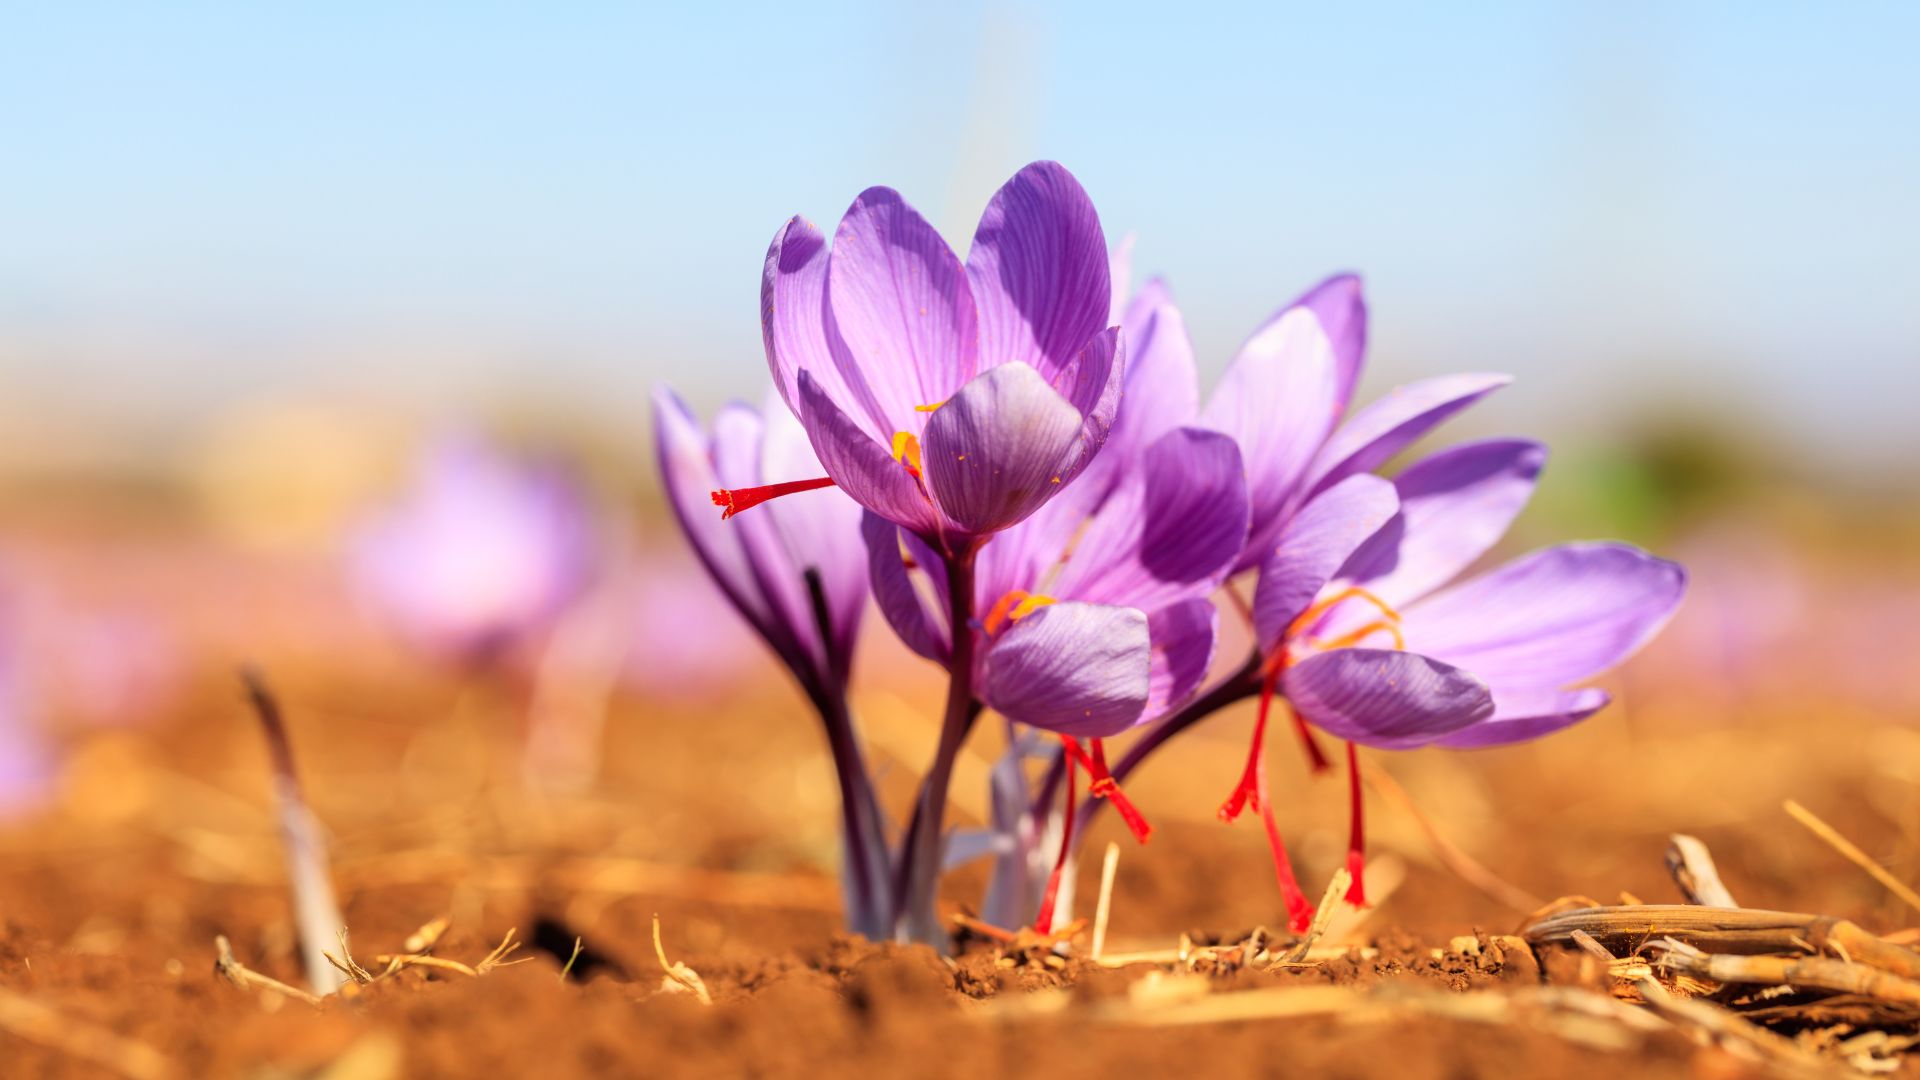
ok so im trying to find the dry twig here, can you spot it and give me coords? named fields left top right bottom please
left=651, top=914, right=712, bottom=1004
left=1784, top=799, right=1920, bottom=917
left=1666, top=834, right=1739, bottom=908
left=214, top=935, right=325, bottom=1006
left=1360, top=760, right=1540, bottom=914
left=1090, top=842, right=1120, bottom=961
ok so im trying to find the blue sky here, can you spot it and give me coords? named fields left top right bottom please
left=3, top=2, right=1916, bottom=465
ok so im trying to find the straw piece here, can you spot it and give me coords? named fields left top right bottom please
left=1666, top=834, right=1739, bottom=908
left=1091, top=842, right=1120, bottom=961
left=1784, top=799, right=1920, bottom=916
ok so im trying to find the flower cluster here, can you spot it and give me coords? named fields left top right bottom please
left=658, top=162, right=1686, bottom=946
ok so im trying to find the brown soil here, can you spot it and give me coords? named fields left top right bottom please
left=3, top=529, right=1919, bottom=1077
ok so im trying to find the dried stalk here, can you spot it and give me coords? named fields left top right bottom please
left=1360, top=760, right=1540, bottom=913
left=1784, top=799, right=1920, bottom=916
left=1650, top=941, right=1920, bottom=1006
left=1666, top=834, right=1739, bottom=907
left=213, top=935, right=324, bottom=1006
left=1090, top=842, right=1120, bottom=961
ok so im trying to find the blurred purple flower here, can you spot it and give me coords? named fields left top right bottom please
left=0, top=596, right=56, bottom=818
left=350, top=434, right=596, bottom=664
left=723, top=161, right=1122, bottom=547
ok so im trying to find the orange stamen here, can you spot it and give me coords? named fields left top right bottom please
left=890, top=431, right=923, bottom=479
left=982, top=590, right=1055, bottom=636
left=1285, top=585, right=1401, bottom=640
left=1060, top=735, right=1152, bottom=843
left=1314, top=619, right=1408, bottom=653
left=1344, top=740, right=1367, bottom=907
left=710, top=476, right=837, bottom=519
left=1034, top=748, right=1077, bottom=934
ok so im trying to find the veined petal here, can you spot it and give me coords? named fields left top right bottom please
left=980, top=602, right=1151, bottom=737
left=826, top=186, right=979, bottom=436
left=1292, top=273, right=1367, bottom=413
left=1251, top=475, right=1398, bottom=654
left=1052, top=427, right=1248, bottom=611
left=1146, top=598, right=1218, bottom=721
left=711, top=404, right=830, bottom=673
left=1301, top=372, right=1511, bottom=500
left=921, top=362, right=1086, bottom=535
left=762, top=216, right=879, bottom=439
left=1401, top=542, right=1687, bottom=689
left=1282, top=648, right=1492, bottom=749
left=1107, top=231, right=1136, bottom=326
left=861, top=511, right=950, bottom=662
left=1342, top=439, right=1547, bottom=610
left=1203, top=305, right=1344, bottom=570
left=966, top=161, right=1111, bottom=385
left=1077, top=278, right=1201, bottom=500
left=1432, top=686, right=1611, bottom=749
left=797, top=369, right=941, bottom=537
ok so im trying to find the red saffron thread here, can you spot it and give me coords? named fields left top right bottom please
left=1218, top=661, right=1312, bottom=931
left=1059, top=736, right=1152, bottom=843
left=1034, top=750, right=1078, bottom=934
left=709, top=476, right=837, bottom=519
left=1344, top=740, right=1367, bottom=907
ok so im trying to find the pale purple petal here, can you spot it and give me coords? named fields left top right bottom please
left=979, top=602, right=1151, bottom=737
left=966, top=161, right=1111, bottom=385
left=711, top=403, right=827, bottom=674
left=1075, top=278, right=1201, bottom=503
left=1402, top=543, right=1688, bottom=689
left=826, top=186, right=979, bottom=435
left=1107, top=232, right=1135, bottom=325
left=1282, top=648, right=1493, bottom=749
left=1047, top=325, right=1126, bottom=489
left=1431, top=687, right=1611, bottom=749
left=1052, top=427, right=1248, bottom=611
left=1301, top=373, right=1511, bottom=500
left=1342, top=439, right=1547, bottom=609
left=760, top=394, right=868, bottom=668
left=797, top=369, right=942, bottom=537
left=1293, top=273, right=1367, bottom=411
left=1201, top=306, right=1344, bottom=571
left=862, top=511, right=950, bottom=663
left=653, top=388, right=772, bottom=633
left=1145, top=598, right=1218, bottom=720
left=1251, top=475, right=1398, bottom=654
left=762, top=216, right=881, bottom=440
left=921, top=362, right=1086, bottom=535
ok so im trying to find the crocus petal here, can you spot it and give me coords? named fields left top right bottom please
left=760, top=394, right=869, bottom=668
left=921, top=362, right=1087, bottom=535
left=1075, top=278, right=1201, bottom=504
left=1145, top=598, right=1218, bottom=720
left=1202, top=305, right=1344, bottom=570
left=1293, top=273, right=1368, bottom=412
left=1052, top=427, right=1248, bottom=612
left=826, top=186, right=979, bottom=435
left=797, top=369, right=942, bottom=537
left=651, top=388, right=790, bottom=656
left=1251, top=475, right=1399, bottom=654
left=1341, top=439, right=1547, bottom=610
left=1301, top=373, right=1511, bottom=500
left=762, top=216, right=878, bottom=439
left=1432, top=687, right=1611, bottom=749
left=1107, top=232, right=1136, bottom=326
left=980, top=602, right=1151, bottom=737
left=861, top=511, right=949, bottom=662
left=966, top=161, right=1111, bottom=385
left=1402, top=543, right=1688, bottom=689
left=1282, top=648, right=1493, bottom=749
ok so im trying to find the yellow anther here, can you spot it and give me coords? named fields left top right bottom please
left=890, top=431, right=923, bottom=478
left=913, top=400, right=945, bottom=413
left=983, top=590, right=1057, bottom=635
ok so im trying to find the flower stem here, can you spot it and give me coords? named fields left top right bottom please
left=892, top=540, right=980, bottom=947
left=802, top=569, right=891, bottom=939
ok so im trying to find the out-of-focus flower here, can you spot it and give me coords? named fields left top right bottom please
left=349, top=434, right=596, bottom=664
left=654, top=389, right=867, bottom=696
left=723, top=161, right=1122, bottom=547
left=0, top=597, right=55, bottom=818
left=1235, top=439, right=1685, bottom=924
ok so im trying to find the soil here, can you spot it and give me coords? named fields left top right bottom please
left=3, top=523, right=1919, bottom=1077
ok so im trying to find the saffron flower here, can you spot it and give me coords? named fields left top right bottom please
left=1236, top=439, right=1686, bottom=927
left=653, top=387, right=890, bottom=937
left=350, top=434, right=596, bottom=664
left=725, top=161, right=1122, bottom=547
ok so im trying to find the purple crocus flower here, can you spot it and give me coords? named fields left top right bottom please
left=0, top=596, right=55, bottom=819
left=653, top=387, right=891, bottom=937
left=1235, top=438, right=1685, bottom=925
left=350, top=434, right=596, bottom=664
left=717, top=161, right=1122, bottom=550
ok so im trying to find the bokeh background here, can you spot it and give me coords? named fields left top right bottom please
left=3, top=0, right=1919, bottom=955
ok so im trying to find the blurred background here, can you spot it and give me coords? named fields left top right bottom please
left=1, top=0, right=1918, bottom=953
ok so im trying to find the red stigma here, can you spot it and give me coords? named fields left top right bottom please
left=1344, top=740, right=1367, bottom=907
left=1034, top=749, right=1078, bottom=935
left=709, top=476, right=837, bottom=519
left=1219, top=658, right=1313, bottom=932
left=1060, top=735, right=1152, bottom=843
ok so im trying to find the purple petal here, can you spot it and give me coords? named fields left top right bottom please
left=1146, top=598, right=1218, bottom=720
left=1293, top=273, right=1367, bottom=412
left=797, top=369, right=942, bottom=537
left=1342, top=439, right=1547, bottom=609
left=966, top=161, right=1111, bottom=386
left=1047, top=325, right=1126, bottom=488
left=1052, top=427, right=1248, bottom=611
left=653, top=388, right=777, bottom=642
left=1107, top=232, right=1136, bottom=325
left=762, top=216, right=880, bottom=439
left=1251, top=475, right=1398, bottom=654
left=862, top=511, right=950, bottom=662
left=979, top=602, right=1151, bottom=737
left=1282, top=648, right=1493, bottom=749
left=826, top=186, right=979, bottom=435
left=1432, top=687, right=1611, bottom=749
left=921, top=362, right=1087, bottom=535
left=1076, top=279, right=1201, bottom=503
left=1301, top=373, right=1511, bottom=500
left=758, top=395, right=869, bottom=669
left=1402, top=542, right=1688, bottom=689
left=1202, top=305, right=1344, bottom=570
